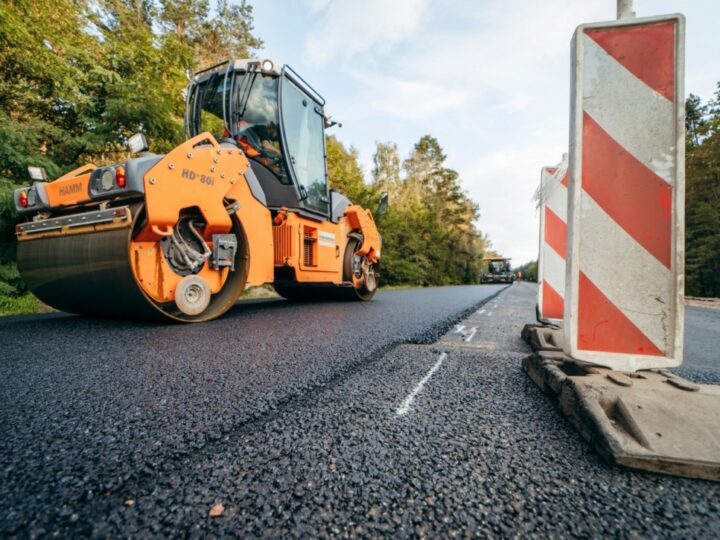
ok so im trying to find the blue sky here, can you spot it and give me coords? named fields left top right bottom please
left=250, top=0, right=720, bottom=265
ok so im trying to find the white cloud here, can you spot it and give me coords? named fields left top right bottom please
left=465, top=144, right=565, bottom=265
left=304, top=0, right=429, bottom=64
left=348, top=70, right=468, bottom=120
left=287, top=0, right=712, bottom=264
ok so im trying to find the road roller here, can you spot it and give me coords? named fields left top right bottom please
left=13, top=59, right=383, bottom=322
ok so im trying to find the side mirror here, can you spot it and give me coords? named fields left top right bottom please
left=127, top=133, right=149, bottom=154
left=377, top=192, right=389, bottom=216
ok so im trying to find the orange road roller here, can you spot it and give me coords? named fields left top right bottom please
left=13, top=59, right=384, bottom=322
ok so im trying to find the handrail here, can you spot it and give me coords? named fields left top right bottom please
left=282, top=65, right=326, bottom=107
left=193, top=59, right=229, bottom=78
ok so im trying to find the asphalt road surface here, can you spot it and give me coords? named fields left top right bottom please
left=1, top=284, right=718, bottom=538
left=679, top=304, right=720, bottom=383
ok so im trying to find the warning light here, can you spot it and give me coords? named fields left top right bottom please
left=116, top=166, right=126, bottom=188
left=19, top=191, right=28, bottom=208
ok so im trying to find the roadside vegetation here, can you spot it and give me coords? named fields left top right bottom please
left=686, top=90, right=720, bottom=298
left=0, top=0, right=489, bottom=314
left=514, top=260, right=538, bottom=282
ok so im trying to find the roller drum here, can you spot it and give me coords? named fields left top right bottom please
left=16, top=208, right=248, bottom=322
left=17, top=226, right=164, bottom=320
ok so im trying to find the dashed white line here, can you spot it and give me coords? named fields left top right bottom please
left=396, top=353, right=448, bottom=416
left=464, top=328, right=477, bottom=343
left=487, top=312, right=493, bottom=317
left=477, top=309, right=486, bottom=315
left=453, top=325, right=466, bottom=334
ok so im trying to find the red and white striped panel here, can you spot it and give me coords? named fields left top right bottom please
left=537, top=161, right=568, bottom=324
left=565, top=15, right=685, bottom=371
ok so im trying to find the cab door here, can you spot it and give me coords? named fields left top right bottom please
left=278, top=68, right=330, bottom=220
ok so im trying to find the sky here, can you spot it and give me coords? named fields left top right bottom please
left=250, top=0, right=720, bottom=265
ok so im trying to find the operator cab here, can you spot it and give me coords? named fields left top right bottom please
left=186, top=59, right=331, bottom=219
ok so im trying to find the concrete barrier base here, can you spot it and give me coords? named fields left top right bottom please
left=521, top=325, right=720, bottom=481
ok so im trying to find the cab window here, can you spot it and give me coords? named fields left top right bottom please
left=280, top=79, right=328, bottom=214
left=232, top=73, right=289, bottom=183
left=193, top=72, right=228, bottom=137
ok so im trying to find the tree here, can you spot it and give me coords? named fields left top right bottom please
left=196, top=0, right=263, bottom=67
left=372, top=141, right=401, bottom=200
left=375, top=136, right=487, bottom=286
left=685, top=88, right=720, bottom=297
left=325, top=135, right=371, bottom=207
left=0, top=0, right=263, bottom=303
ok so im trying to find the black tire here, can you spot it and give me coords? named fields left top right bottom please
left=341, top=236, right=378, bottom=301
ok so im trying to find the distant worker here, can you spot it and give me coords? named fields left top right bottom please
left=517, top=271, right=522, bottom=281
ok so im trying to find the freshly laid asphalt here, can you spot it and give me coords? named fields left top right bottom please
left=678, top=304, right=720, bottom=384
left=1, top=284, right=718, bottom=538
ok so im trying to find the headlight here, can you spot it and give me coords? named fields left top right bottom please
left=89, top=165, right=127, bottom=196
left=27, top=187, right=38, bottom=206
left=100, top=170, right=115, bottom=191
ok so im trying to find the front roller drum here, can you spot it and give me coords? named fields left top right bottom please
left=16, top=207, right=249, bottom=322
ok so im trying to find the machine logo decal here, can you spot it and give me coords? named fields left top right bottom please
left=59, top=182, right=82, bottom=197
left=318, top=231, right=335, bottom=247
left=182, top=168, right=215, bottom=186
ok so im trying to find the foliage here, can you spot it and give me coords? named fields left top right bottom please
left=328, top=135, right=488, bottom=286
left=514, top=260, right=538, bottom=282
left=0, top=0, right=490, bottom=316
left=325, top=135, right=373, bottom=208
left=685, top=89, right=720, bottom=297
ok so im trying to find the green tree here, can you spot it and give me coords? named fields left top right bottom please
left=376, top=136, right=487, bottom=286
left=0, top=0, right=263, bottom=305
left=325, top=135, right=371, bottom=207
left=371, top=141, right=401, bottom=201
left=685, top=89, right=720, bottom=297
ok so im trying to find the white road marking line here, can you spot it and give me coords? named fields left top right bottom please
left=477, top=309, right=486, bottom=315
left=487, top=312, right=493, bottom=317
left=464, top=328, right=477, bottom=343
left=453, top=325, right=466, bottom=334
left=396, top=353, right=448, bottom=416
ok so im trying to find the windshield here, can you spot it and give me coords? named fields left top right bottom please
left=232, top=72, right=288, bottom=183
left=280, top=78, right=328, bottom=213
left=489, top=261, right=510, bottom=273
left=192, top=71, right=289, bottom=183
left=192, top=72, right=229, bottom=137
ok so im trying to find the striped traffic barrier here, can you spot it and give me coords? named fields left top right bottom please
left=565, top=14, right=685, bottom=371
left=537, top=159, right=568, bottom=324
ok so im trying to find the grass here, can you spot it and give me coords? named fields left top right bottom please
left=379, top=283, right=417, bottom=291
left=0, top=282, right=508, bottom=317
left=0, top=293, right=54, bottom=316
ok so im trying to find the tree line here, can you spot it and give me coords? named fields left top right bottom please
left=327, top=135, right=488, bottom=286
left=0, top=0, right=489, bottom=311
left=685, top=89, right=720, bottom=298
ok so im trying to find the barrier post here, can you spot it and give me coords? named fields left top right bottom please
left=565, top=12, right=685, bottom=371
left=537, top=157, right=568, bottom=325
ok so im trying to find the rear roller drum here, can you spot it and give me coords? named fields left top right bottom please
left=16, top=205, right=249, bottom=322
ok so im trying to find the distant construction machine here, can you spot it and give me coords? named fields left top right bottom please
left=13, top=59, right=384, bottom=322
left=481, top=257, right=515, bottom=284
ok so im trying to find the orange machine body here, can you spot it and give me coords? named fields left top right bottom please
left=43, top=165, right=97, bottom=207
left=123, top=133, right=379, bottom=303
left=14, top=58, right=384, bottom=322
